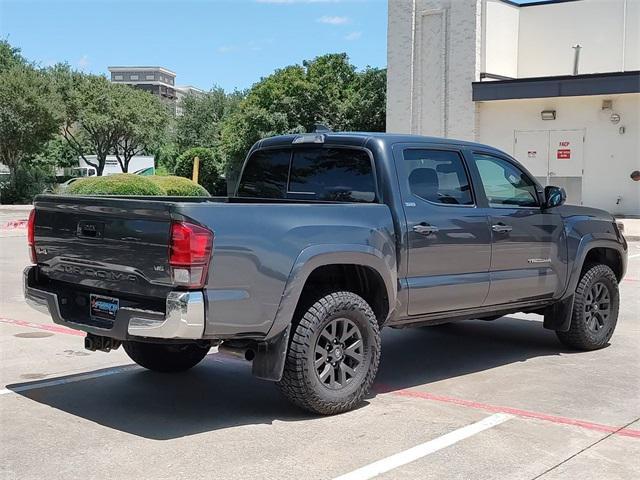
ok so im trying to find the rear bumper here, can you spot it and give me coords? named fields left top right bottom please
left=23, top=266, right=205, bottom=341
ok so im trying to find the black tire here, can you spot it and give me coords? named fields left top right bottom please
left=123, top=341, right=210, bottom=373
left=556, top=264, right=619, bottom=351
left=277, top=291, right=381, bottom=415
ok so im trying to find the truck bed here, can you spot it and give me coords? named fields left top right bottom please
left=31, top=194, right=396, bottom=338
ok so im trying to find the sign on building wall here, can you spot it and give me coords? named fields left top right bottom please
left=557, top=141, right=571, bottom=160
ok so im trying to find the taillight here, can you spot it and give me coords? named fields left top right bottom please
left=169, top=221, right=213, bottom=288
left=27, top=209, right=37, bottom=264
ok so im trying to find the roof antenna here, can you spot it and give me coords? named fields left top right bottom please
left=313, top=123, right=332, bottom=133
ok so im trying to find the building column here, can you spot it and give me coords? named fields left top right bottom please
left=387, top=0, right=482, bottom=141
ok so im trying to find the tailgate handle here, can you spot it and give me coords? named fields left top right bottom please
left=77, top=221, right=104, bottom=239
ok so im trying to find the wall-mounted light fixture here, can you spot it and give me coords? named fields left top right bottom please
left=541, top=110, right=556, bottom=120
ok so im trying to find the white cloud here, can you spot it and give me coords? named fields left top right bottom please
left=317, top=15, right=349, bottom=25
left=216, top=45, right=235, bottom=54
left=77, top=54, right=90, bottom=70
left=345, top=31, right=362, bottom=40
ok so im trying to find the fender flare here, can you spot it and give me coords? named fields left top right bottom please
left=251, top=244, right=396, bottom=381
left=270, top=243, right=397, bottom=339
left=545, top=235, right=626, bottom=332
left=563, top=235, right=626, bottom=299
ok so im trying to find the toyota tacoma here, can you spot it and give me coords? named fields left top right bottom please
left=24, top=133, right=628, bottom=414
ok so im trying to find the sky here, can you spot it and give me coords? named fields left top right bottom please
left=0, top=0, right=389, bottom=91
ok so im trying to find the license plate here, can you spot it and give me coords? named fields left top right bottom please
left=90, top=294, right=119, bottom=321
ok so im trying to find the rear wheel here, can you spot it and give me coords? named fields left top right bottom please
left=556, top=264, right=619, bottom=351
left=123, top=341, right=210, bottom=373
left=277, top=291, right=381, bottom=415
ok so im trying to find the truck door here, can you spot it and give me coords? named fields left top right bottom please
left=470, top=151, right=565, bottom=305
left=393, top=145, right=492, bottom=315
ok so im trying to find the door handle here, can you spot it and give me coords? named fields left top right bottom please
left=492, top=223, right=513, bottom=233
left=413, top=223, right=439, bottom=235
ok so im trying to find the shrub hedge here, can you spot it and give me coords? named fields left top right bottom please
left=67, top=174, right=164, bottom=196
left=66, top=174, right=209, bottom=197
left=149, top=175, right=210, bottom=196
left=174, top=147, right=226, bottom=195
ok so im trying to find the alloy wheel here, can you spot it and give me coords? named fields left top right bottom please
left=584, top=281, right=611, bottom=333
left=314, top=317, right=364, bottom=390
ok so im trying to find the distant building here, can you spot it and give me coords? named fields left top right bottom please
left=175, top=85, right=206, bottom=116
left=108, top=66, right=206, bottom=116
left=108, top=66, right=178, bottom=110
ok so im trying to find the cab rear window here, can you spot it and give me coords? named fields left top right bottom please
left=236, top=149, right=290, bottom=199
left=237, top=147, right=377, bottom=203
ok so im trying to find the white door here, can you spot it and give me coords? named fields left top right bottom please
left=548, top=130, right=584, bottom=177
left=514, top=129, right=584, bottom=205
left=514, top=130, right=550, bottom=177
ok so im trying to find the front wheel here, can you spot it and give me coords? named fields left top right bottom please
left=123, top=341, right=210, bottom=373
left=277, top=292, right=381, bottom=415
left=556, top=264, right=620, bottom=351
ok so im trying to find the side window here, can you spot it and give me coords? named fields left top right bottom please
left=288, top=148, right=376, bottom=203
left=473, top=154, right=539, bottom=207
left=236, top=149, right=291, bottom=198
left=403, top=149, right=473, bottom=206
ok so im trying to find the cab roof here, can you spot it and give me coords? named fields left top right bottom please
left=253, top=132, right=504, bottom=154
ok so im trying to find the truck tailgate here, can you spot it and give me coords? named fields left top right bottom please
left=33, top=195, right=177, bottom=299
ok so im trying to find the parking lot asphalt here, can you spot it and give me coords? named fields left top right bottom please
left=1, top=212, right=639, bottom=480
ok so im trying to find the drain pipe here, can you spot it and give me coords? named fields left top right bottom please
left=572, top=44, right=582, bottom=75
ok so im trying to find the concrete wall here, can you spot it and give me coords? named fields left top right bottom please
left=386, top=0, right=482, bottom=141
left=478, top=94, right=640, bottom=215
left=517, top=0, right=639, bottom=77
left=483, top=0, right=519, bottom=78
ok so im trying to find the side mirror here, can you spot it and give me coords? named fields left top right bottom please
left=544, top=185, right=566, bottom=209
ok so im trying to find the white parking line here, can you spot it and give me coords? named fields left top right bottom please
left=332, top=413, right=513, bottom=480
left=0, top=365, right=138, bottom=396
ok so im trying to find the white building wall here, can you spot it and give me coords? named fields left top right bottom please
left=386, top=0, right=482, bottom=141
left=483, top=0, right=519, bottom=78
left=517, top=0, right=638, bottom=77
left=624, top=0, right=640, bottom=70
left=478, top=94, right=640, bottom=215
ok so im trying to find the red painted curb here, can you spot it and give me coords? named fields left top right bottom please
left=1, top=219, right=28, bottom=229
left=374, top=385, right=640, bottom=439
left=0, top=317, right=84, bottom=336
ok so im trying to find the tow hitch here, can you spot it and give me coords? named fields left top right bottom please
left=85, top=333, right=121, bottom=352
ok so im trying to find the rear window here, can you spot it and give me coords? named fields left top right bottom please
left=403, top=149, right=473, bottom=206
left=236, top=149, right=290, bottom=199
left=237, top=147, right=376, bottom=203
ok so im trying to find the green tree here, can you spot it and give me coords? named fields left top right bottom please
left=0, top=57, right=62, bottom=178
left=217, top=53, right=386, bottom=178
left=57, top=73, right=124, bottom=176
left=29, top=135, right=79, bottom=171
left=175, top=87, right=243, bottom=151
left=0, top=40, right=26, bottom=70
left=114, top=86, right=169, bottom=173
left=155, top=142, right=181, bottom=174
left=304, top=53, right=357, bottom=129
left=342, top=67, right=386, bottom=132
left=219, top=105, right=289, bottom=184
left=174, top=147, right=225, bottom=195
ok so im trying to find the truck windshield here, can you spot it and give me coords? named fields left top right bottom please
left=237, top=147, right=376, bottom=203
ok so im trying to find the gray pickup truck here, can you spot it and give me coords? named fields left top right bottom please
left=24, top=132, right=628, bottom=414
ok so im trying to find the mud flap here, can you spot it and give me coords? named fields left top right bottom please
left=252, top=325, right=291, bottom=381
left=543, top=295, right=574, bottom=332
